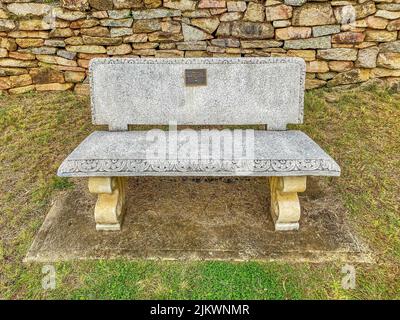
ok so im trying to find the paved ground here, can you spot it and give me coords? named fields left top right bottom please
left=26, top=177, right=371, bottom=263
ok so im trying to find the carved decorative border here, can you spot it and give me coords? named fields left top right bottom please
left=88, top=57, right=306, bottom=125
left=58, top=158, right=339, bottom=176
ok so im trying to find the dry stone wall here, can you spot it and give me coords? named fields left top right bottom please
left=1, top=0, right=400, bottom=94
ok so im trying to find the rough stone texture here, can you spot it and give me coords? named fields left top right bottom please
left=292, top=3, right=336, bottom=26
left=58, top=131, right=339, bottom=177
left=89, top=57, right=305, bottom=130
left=0, top=0, right=398, bottom=93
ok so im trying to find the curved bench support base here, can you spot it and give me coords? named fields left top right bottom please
left=88, top=177, right=127, bottom=231
left=269, top=176, right=307, bottom=231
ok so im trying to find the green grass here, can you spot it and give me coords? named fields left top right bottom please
left=0, top=86, right=399, bottom=299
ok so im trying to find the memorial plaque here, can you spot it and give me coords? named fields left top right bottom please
left=185, top=69, right=207, bottom=87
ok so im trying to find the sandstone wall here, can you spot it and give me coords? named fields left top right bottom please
left=1, top=0, right=400, bottom=94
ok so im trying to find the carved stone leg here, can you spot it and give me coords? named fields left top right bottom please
left=88, top=177, right=127, bottom=231
left=269, top=176, right=307, bottom=231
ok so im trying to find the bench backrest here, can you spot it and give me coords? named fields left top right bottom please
left=89, top=57, right=306, bottom=130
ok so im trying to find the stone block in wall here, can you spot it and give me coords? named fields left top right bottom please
left=82, top=35, right=122, bottom=45
left=327, top=69, right=370, bottom=87
left=317, top=48, right=358, bottom=61
left=35, top=83, right=74, bottom=91
left=312, top=25, right=340, bottom=37
left=191, top=17, right=220, bottom=34
left=133, top=19, right=161, bottom=33
left=89, top=0, right=114, bottom=11
left=365, top=30, right=397, bottom=42
left=6, top=3, right=52, bottom=17
left=292, top=3, right=336, bottom=26
left=377, top=52, right=400, bottom=69
left=387, top=19, right=400, bottom=32
left=265, top=4, right=292, bottom=21
left=333, top=2, right=376, bottom=23
left=0, top=19, right=16, bottom=32
left=182, top=24, right=213, bottom=41
left=131, top=9, right=181, bottom=19
left=164, top=0, right=196, bottom=11
left=275, top=27, right=311, bottom=40
left=231, top=21, right=274, bottom=39
left=284, top=36, right=331, bottom=50
left=356, top=46, right=379, bottom=69
left=61, top=0, right=90, bottom=11
left=198, top=0, right=226, bottom=9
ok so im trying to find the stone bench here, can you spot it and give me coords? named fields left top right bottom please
left=58, top=57, right=340, bottom=232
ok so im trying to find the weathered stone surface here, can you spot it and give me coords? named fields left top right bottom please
left=0, top=38, right=17, bottom=51
left=198, top=0, right=226, bottom=9
left=356, top=46, right=379, bottom=69
left=160, top=21, right=181, bottom=33
left=100, top=18, right=133, bottom=27
left=241, top=40, right=282, bottom=49
left=80, top=26, right=110, bottom=37
left=53, top=8, right=87, bottom=21
left=379, top=41, right=400, bottom=53
left=131, top=9, right=180, bottom=19
left=387, top=19, right=400, bottom=32
left=44, top=39, right=66, bottom=48
left=286, top=49, right=315, bottom=62
left=306, top=60, right=329, bottom=73
left=182, top=24, right=213, bottom=41
left=148, top=31, right=183, bottom=42
left=70, top=19, right=100, bottom=29
left=89, top=0, right=114, bottom=10
left=231, top=21, right=274, bottom=39
left=9, top=85, right=34, bottom=94
left=327, top=69, right=370, bottom=87
left=305, top=78, right=326, bottom=89
left=123, top=33, right=148, bottom=43
left=312, top=25, right=340, bottom=37
left=66, top=45, right=107, bottom=53
left=50, top=28, right=75, bottom=38
left=57, top=49, right=77, bottom=60
left=0, top=77, right=11, bottom=90
left=292, top=3, right=335, bottom=26
left=36, top=54, right=78, bottom=66
left=16, top=38, right=44, bottom=48
left=7, top=3, right=51, bottom=17
left=243, top=3, right=265, bottom=22
left=9, top=74, right=32, bottom=87
left=177, top=41, right=207, bottom=51
left=366, top=16, right=388, bottom=30
left=110, top=27, right=133, bottom=37
left=284, top=36, right=331, bottom=50
left=0, top=67, right=27, bottom=77
left=317, top=48, right=358, bottom=61
left=371, top=68, right=400, bottom=78
left=266, top=4, right=293, bottom=21
left=375, top=10, right=400, bottom=20
left=332, top=32, right=365, bottom=44
left=328, top=61, right=354, bottom=72
left=377, top=52, right=400, bottom=69
left=83, top=35, right=122, bottom=45
left=133, top=19, right=161, bottom=32
left=334, top=2, right=376, bottom=23
left=155, top=49, right=184, bottom=57
left=65, top=36, right=84, bottom=45
left=164, top=0, right=196, bottom=11
left=0, top=48, right=7, bottom=58
left=18, top=20, right=52, bottom=31
left=211, top=38, right=239, bottom=47
left=0, top=19, right=15, bottom=32
left=221, top=12, right=243, bottom=22
left=108, top=9, right=131, bottom=19
left=87, top=58, right=310, bottom=131
left=0, top=58, right=37, bottom=68
left=227, top=1, right=246, bottom=12
left=36, top=83, right=74, bottom=91
left=113, top=0, right=144, bottom=9
left=107, top=43, right=132, bottom=55
left=276, top=27, right=311, bottom=40
left=30, top=47, right=57, bottom=55
left=74, top=83, right=90, bottom=95
left=8, top=31, right=49, bottom=39
left=191, top=17, right=220, bottom=34
left=61, top=0, right=90, bottom=11
left=365, top=30, right=397, bottom=42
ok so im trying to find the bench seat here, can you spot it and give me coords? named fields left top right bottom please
left=58, top=130, right=340, bottom=177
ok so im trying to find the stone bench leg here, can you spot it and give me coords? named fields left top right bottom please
left=269, top=176, right=307, bottom=231
left=88, top=177, right=127, bottom=231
